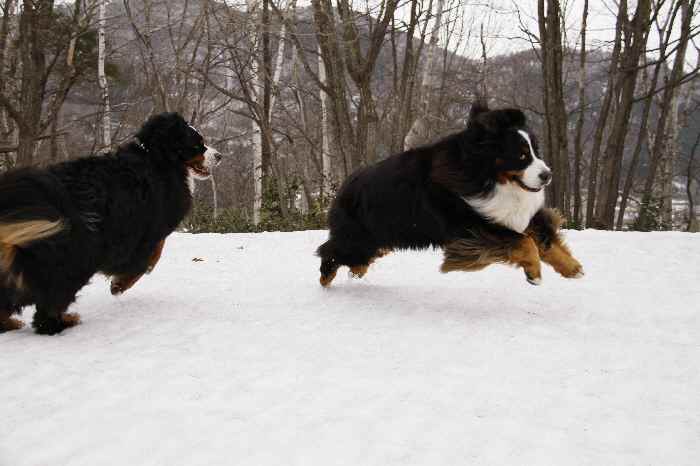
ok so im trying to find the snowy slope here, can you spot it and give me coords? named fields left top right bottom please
left=1, top=230, right=699, bottom=466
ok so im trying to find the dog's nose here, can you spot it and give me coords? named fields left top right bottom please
left=539, top=170, right=552, bottom=185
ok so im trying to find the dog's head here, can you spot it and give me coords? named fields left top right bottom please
left=466, top=104, right=551, bottom=193
left=135, top=112, right=222, bottom=179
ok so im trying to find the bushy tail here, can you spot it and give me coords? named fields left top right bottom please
left=0, top=219, right=65, bottom=246
left=0, top=219, right=65, bottom=273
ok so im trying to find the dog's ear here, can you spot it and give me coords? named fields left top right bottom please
left=136, top=112, right=190, bottom=161
left=468, top=107, right=526, bottom=135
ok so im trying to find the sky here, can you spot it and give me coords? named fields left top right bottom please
left=450, top=0, right=698, bottom=67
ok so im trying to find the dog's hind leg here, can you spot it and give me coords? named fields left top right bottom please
left=0, top=284, right=25, bottom=333
left=32, top=296, right=82, bottom=335
left=31, top=276, right=90, bottom=335
left=0, top=313, right=24, bottom=332
left=441, top=233, right=542, bottom=285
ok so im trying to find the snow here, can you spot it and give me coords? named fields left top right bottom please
left=2, top=230, right=699, bottom=466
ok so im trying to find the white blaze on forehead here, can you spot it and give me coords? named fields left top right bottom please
left=517, top=130, right=537, bottom=158
left=188, top=124, right=202, bottom=137
left=517, top=128, right=550, bottom=190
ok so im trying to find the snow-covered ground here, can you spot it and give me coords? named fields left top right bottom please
left=2, top=230, right=699, bottom=466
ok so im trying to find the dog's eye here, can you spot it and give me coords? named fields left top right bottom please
left=520, top=154, right=527, bottom=160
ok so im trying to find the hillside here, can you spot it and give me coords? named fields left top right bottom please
left=2, top=230, right=699, bottom=465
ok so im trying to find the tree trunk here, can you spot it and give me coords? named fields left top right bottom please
left=311, top=0, right=356, bottom=176
left=98, top=0, right=111, bottom=150
left=572, top=0, right=588, bottom=228
left=0, top=0, right=16, bottom=140
left=637, top=0, right=694, bottom=230
left=537, top=0, right=571, bottom=216
left=389, top=0, right=420, bottom=153
left=404, top=0, right=444, bottom=150
left=661, top=82, right=682, bottom=226
left=593, top=0, right=651, bottom=229
left=247, top=0, right=264, bottom=226
left=685, top=127, right=699, bottom=231
left=585, top=3, right=624, bottom=227
left=317, top=43, right=332, bottom=201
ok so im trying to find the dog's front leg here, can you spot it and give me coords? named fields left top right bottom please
left=507, top=236, right=543, bottom=285
left=110, top=239, right=166, bottom=295
left=145, top=238, right=166, bottom=274
left=526, top=209, right=584, bottom=279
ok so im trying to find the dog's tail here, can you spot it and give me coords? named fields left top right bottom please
left=0, top=219, right=65, bottom=247
left=0, top=219, right=66, bottom=274
left=0, top=171, right=71, bottom=276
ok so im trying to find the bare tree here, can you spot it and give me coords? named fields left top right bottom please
left=98, top=0, right=111, bottom=150
left=537, top=0, right=571, bottom=216
left=404, top=0, right=445, bottom=150
left=0, top=0, right=90, bottom=167
left=636, top=0, right=696, bottom=230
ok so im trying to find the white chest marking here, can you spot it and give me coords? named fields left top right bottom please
left=465, top=183, right=544, bottom=233
left=187, top=172, right=196, bottom=194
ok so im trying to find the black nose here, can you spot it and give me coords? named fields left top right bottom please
left=539, top=170, right=552, bottom=184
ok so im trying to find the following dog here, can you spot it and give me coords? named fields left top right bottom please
left=0, top=112, right=222, bottom=334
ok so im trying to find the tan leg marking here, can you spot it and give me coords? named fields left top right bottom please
left=349, top=249, right=392, bottom=280
left=320, top=270, right=337, bottom=288
left=540, top=242, right=584, bottom=278
left=0, top=315, right=25, bottom=331
left=375, top=248, right=393, bottom=258
left=146, top=239, right=166, bottom=273
left=349, top=264, right=369, bottom=278
left=111, top=273, right=144, bottom=296
left=111, top=239, right=167, bottom=295
left=508, top=236, right=543, bottom=285
left=61, top=312, right=82, bottom=327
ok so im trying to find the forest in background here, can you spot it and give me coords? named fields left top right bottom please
left=0, top=0, right=699, bottom=232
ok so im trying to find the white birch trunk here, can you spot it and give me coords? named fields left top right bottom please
left=211, top=173, right=219, bottom=221
left=98, top=0, right=111, bottom=149
left=318, top=43, right=332, bottom=199
left=268, top=0, right=295, bottom=113
left=662, top=83, right=681, bottom=226
left=247, top=0, right=263, bottom=227
left=403, top=0, right=446, bottom=150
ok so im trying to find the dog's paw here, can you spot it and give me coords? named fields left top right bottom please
left=61, top=313, right=81, bottom=328
left=110, top=281, right=125, bottom=295
left=0, top=317, right=25, bottom=332
left=558, top=261, right=584, bottom=279
left=527, top=276, right=542, bottom=286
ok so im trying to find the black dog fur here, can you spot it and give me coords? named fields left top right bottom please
left=0, top=112, right=211, bottom=334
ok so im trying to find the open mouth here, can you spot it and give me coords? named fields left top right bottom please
left=188, top=164, right=211, bottom=178
left=513, top=176, right=543, bottom=193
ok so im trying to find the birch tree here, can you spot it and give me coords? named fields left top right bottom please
left=98, top=0, right=111, bottom=149
left=247, top=0, right=264, bottom=226
left=404, top=0, right=445, bottom=150
left=318, top=43, right=332, bottom=200
left=572, top=0, right=588, bottom=227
